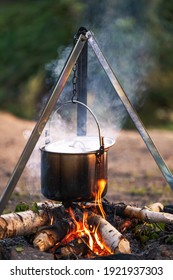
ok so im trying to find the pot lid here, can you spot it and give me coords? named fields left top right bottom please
left=44, top=136, right=115, bottom=154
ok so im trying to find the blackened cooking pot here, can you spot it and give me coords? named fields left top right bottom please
left=40, top=101, right=115, bottom=202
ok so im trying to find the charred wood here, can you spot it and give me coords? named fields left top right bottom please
left=92, top=253, right=143, bottom=260
left=33, top=206, right=131, bottom=255
left=54, top=238, right=89, bottom=260
left=33, top=219, right=76, bottom=252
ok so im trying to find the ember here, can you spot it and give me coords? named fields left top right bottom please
left=53, top=179, right=130, bottom=257
left=60, top=208, right=106, bottom=256
left=32, top=194, right=131, bottom=257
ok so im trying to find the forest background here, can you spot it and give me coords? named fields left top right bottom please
left=0, top=0, right=173, bottom=129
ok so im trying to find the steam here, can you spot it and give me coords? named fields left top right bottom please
left=25, top=3, right=155, bottom=198
left=88, top=19, right=154, bottom=133
left=43, top=18, right=154, bottom=139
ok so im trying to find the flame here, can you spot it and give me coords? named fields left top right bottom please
left=83, top=212, right=94, bottom=250
left=64, top=207, right=109, bottom=256
left=94, top=179, right=107, bottom=219
left=53, top=179, right=108, bottom=256
left=68, top=207, right=82, bottom=232
left=67, top=208, right=94, bottom=250
left=50, top=216, right=54, bottom=225
left=93, top=223, right=104, bottom=250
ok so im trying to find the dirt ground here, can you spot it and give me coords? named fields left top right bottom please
left=0, top=111, right=173, bottom=213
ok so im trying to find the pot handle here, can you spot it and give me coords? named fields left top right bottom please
left=45, top=100, right=104, bottom=154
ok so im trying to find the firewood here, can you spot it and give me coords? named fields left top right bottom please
left=87, top=213, right=131, bottom=254
left=54, top=238, right=89, bottom=259
left=147, top=202, right=164, bottom=212
left=92, top=253, right=143, bottom=260
left=33, top=207, right=131, bottom=255
left=33, top=220, right=76, bottom=252
left=0, top=210, right=49, bottom=240
left=0, top=202, right=62, bottom=239
left=123, top=205, right=173, bottom=223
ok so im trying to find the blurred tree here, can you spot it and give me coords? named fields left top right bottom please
left=0, top=0, right=84, bottom=119
left=140, top=0, right=173, bottom=128
left=0, top=0, right=173, bottom=129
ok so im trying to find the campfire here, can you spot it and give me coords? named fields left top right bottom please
left=0, top=178, right=130, bottom=259
left=1, top=195, right=173, bottom=260
left=36, top=178, right=131, bottom=257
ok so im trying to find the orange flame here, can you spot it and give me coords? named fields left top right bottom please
left=82, top=212, right=94, bottom=250
left=65, top=207, right=109, bottom=255
left=94, top=179, right=107, bottom=219
left=50, top=216, right=54, bottom=225
left=93, top=223, right=104, bottom=251
left=54, top=180, right=108, bottom=256
left=68, top=208, right=93, bottom=249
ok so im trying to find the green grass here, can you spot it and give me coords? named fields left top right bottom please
left=128, top=186, right=147, bottom=196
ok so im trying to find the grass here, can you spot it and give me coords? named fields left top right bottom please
left=128, top=186, right=147, bottom=196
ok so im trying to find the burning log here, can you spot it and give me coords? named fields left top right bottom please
left=33, top=209, right=130, bottom=255
left=54, top=238, right=89, bottom=259
left=33, top=220, right=76, bottom=252
left=87, top=212, right=131, bottom=254
left=2, top=200, right=173, bottom=259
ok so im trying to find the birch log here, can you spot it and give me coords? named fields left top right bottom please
left=33, top=220, right=76, bottom=252
left=0, top=202, right=62, bottom=239
left=147, top=202, right=164, bottom=212
left=87, top=213, right=131, bottom=254
left=0, top=210, right=48, bottom=239
left=123, top=205, right=173, bottom=223
left=33, top=210, right=131, bottom=254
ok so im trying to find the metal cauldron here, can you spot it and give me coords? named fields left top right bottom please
left=40, top=101, right=115, bottom=202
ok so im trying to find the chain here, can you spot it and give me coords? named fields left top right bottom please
left=72, top=63, right=78, bottom=102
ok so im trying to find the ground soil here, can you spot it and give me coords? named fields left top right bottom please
left=0, top=110, right=173, bottom=212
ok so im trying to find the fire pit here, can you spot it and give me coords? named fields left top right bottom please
left=1, top=200, right=173, bottom=260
